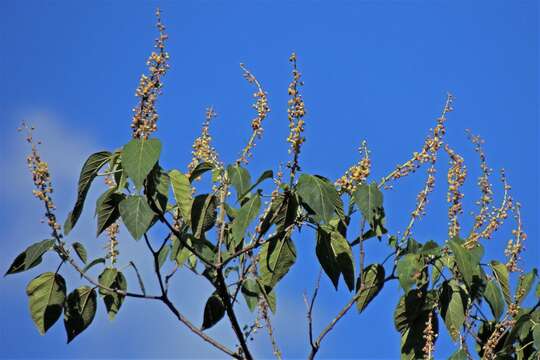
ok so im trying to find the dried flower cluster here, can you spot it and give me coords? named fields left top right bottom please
left=336, top=141, right=371, bottom=194
left=131, top=8, right=170, bottom=140
left=286, top=53, right=306, bottom=182
left=188, top=107, right=222, bottom=174
left=18, top=123, right=61, bottom=236
left=237, top=63, right=270, bottom=165
left=445, top=144, right=467, bottom=238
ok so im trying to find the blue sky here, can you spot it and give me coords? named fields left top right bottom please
left=0, top=0, right=538, bottom=359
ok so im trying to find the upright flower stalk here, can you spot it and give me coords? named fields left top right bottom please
left=286, top=52, right=306, bottom=186
left=131, top=8, right=170, bottom=140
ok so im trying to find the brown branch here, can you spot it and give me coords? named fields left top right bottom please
left=308, top=275, right=395, bottom=360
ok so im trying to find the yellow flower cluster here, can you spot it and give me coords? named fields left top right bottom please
left=412, top=165, right=437, bottom=220
left=286, top=53, right=306, bottom=181
left=188, top=107, right=222, bottom=174
left=422, top=310, right=437, bottom=360
left=131, top=8, right=170, bottom=140
left=465, top=170, right=513, bottom=248
left=336, top=141, right=371, bottom=194
left=504, top=203, right=526, bottom=272
left=19, top=123, right=61, bottom=235
left=467, top=131, right=493, bottom=232
left=445, top=144, right=467, bottom=239
left=237, top=63, right=270, bottom=164
left=105, top=223, right=120, bottom=265
left=380, top=93, right=453, bottom=187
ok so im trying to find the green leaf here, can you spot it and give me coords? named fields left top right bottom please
left=191, top=194, right=217, bottom=238
left=227, top=164, right=251, bottom=201
left=296, top=174, right=344, bottom=224
left=533, top=323, right=540, bottom=352
left=491, top=260, right=512, bottom=305
left=26, top=272, right=66, bottom=335
left=241, top=278, right=260, bottom=312
left=316, top=227, right=340, bottom=289
left=5, top=239, right=55, bottom=276
left=448, top=349, right=468, bottom=360
left=448, top=238, right=481, bottom=289
left=81, top=258, right=105, bottom=276
left=260, top=235, right=297, bottom=290
left=146, top=164, right=170, bottom=213
left=231, top=194, right=261, bottom=248
left=396, top=254, right=422, bottom=292
left=440, top=280, right=466, bottom=341
left=96, top=189, right=124, bottom=236
left=515, top=268, right=538, bottom=305
left=63, top=286, right=97, bottom=343
left=238, top=170, right=273, bottom=201
left=356, top=264, right=385, bottom=313
left=72, top=242, right=88, bottom=264
left=158, top=245, right=170, bottom=269
left=64, top=151, right=112, bottom=235
left=256, top=279, right=277, bottom=314
left=353, top=182, right=386, bottom=236
left=484, top=279, right=504, bottom=320
left=170, top=235, right=193, bottom=267
left=121, top=138, right=162, bottom=191
left=119, top=195, right=155, bottom=240
left=201, top=292, right=225, bottom=330
left=189, top=162, right=214, bottom=182
left=170, top=170, right=193, bottom=223
left=98, top=268, right=127, bottom=320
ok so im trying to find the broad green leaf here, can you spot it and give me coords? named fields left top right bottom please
left=296, top=174, right=344, bottom=224
left=146, top=165, right=170, bottom=213
left=491, top=260, right=512, bottom=305
left=515, top=268, right=538, bottom=305
left=353, top=182, right=386, bottom=236
left=356, top=264, right=385, bottom=313
left=81, top=258, right=105, bottom=276
left=26, top=272, right=66, bottom=335
left=484, top=279, right=504, bottom=320
left=448, top=238, right=481, bottom=289
left=331, top=230, right=355, bottom=291
left=191, top=194, right=217, bottom=238
left=121, top=138, right=162, bottom=191
left=259, top=192, right=297, bottom=235
left=316, top=227, right=340, bottom=289
left=119, top=195, right=155, bottom=240
left=72, top=242, right=88, bottom=264
left=231, top=194, right=261, bottom=248
left=257, top=279, right=277, bottom=314
left=98, top=268, right=127, bottom=320
left=533, top=323, right=540, bottom=352
left=64, top=151, right=112, bottom=234
left=5, top=239, right=55, bottom=276
left=170, top=170, right=193, bottom=222
left=260, top=235, right=297, bottom=289
left=96, top=189, right=124, bottom=236
left=238, top=170, right=273, bottom=201
left=189, top=162, right=214, bottom=182
left=396, top=254, right=422, bottom=292
left=241, top=278, right=260, bottom=312
left=448, top=349, right=468, bottom=360
left=394, top=290, right=439, bottom=359
left=316, top=226, right=354, bottom=291
left=63, top=286, right=97, bottom=343
left=227, top=164, right=251, bottom=201
left=440, top=280, right=466, bottom=341
left=170, top=235, right=192, bottom=267
left=190, top=235, right=217, bottom=264
left=201, top=292, right=225, bottom=330
left=158, top=245, right=170, bottom=269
